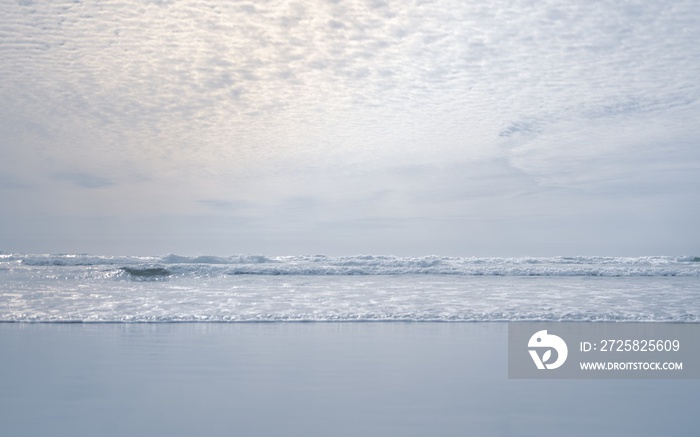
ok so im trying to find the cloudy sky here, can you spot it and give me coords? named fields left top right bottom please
left=1, top=0, right=699, bottom=256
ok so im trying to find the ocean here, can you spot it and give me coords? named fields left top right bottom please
left=1, top=253, right=699, bottom=436
left=1, top=253, right=699, bottom=322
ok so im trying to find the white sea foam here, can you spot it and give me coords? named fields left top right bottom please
left=1, top=253, right=698, bottom=322
left=4, top=253, right=700, bottom=276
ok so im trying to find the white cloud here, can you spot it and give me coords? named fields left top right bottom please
left=0, top=0, right=698, bottom=254
left=52, top=171, right=115, bottom=189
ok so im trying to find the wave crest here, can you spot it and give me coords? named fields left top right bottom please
left=3, top=253, right=699, bottom=277
left=119, top=267, right=171, bottom=279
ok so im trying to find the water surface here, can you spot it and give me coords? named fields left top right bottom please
left=1, top=323, right=697, bottom=437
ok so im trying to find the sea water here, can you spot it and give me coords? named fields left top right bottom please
left=1, top=253, right=699, bottom=436
left=1, top=253, right=699, bottom=322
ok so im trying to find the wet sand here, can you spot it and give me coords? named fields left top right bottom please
left=0, top=322, right=697, bottom=436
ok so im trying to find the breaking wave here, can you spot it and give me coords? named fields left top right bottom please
left=1, top=253, right=699, bottom=323
left=2, top=253, right=700, bottom=277
left=119, top=267, right=171, bottom=279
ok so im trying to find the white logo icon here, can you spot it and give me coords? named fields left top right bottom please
left=528, top=330, right=568, bottom=370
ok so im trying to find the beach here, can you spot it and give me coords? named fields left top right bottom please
left=1, top=322, right=698, bottom=437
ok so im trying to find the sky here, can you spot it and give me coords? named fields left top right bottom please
left=1, top=0, right=699, bottom=256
